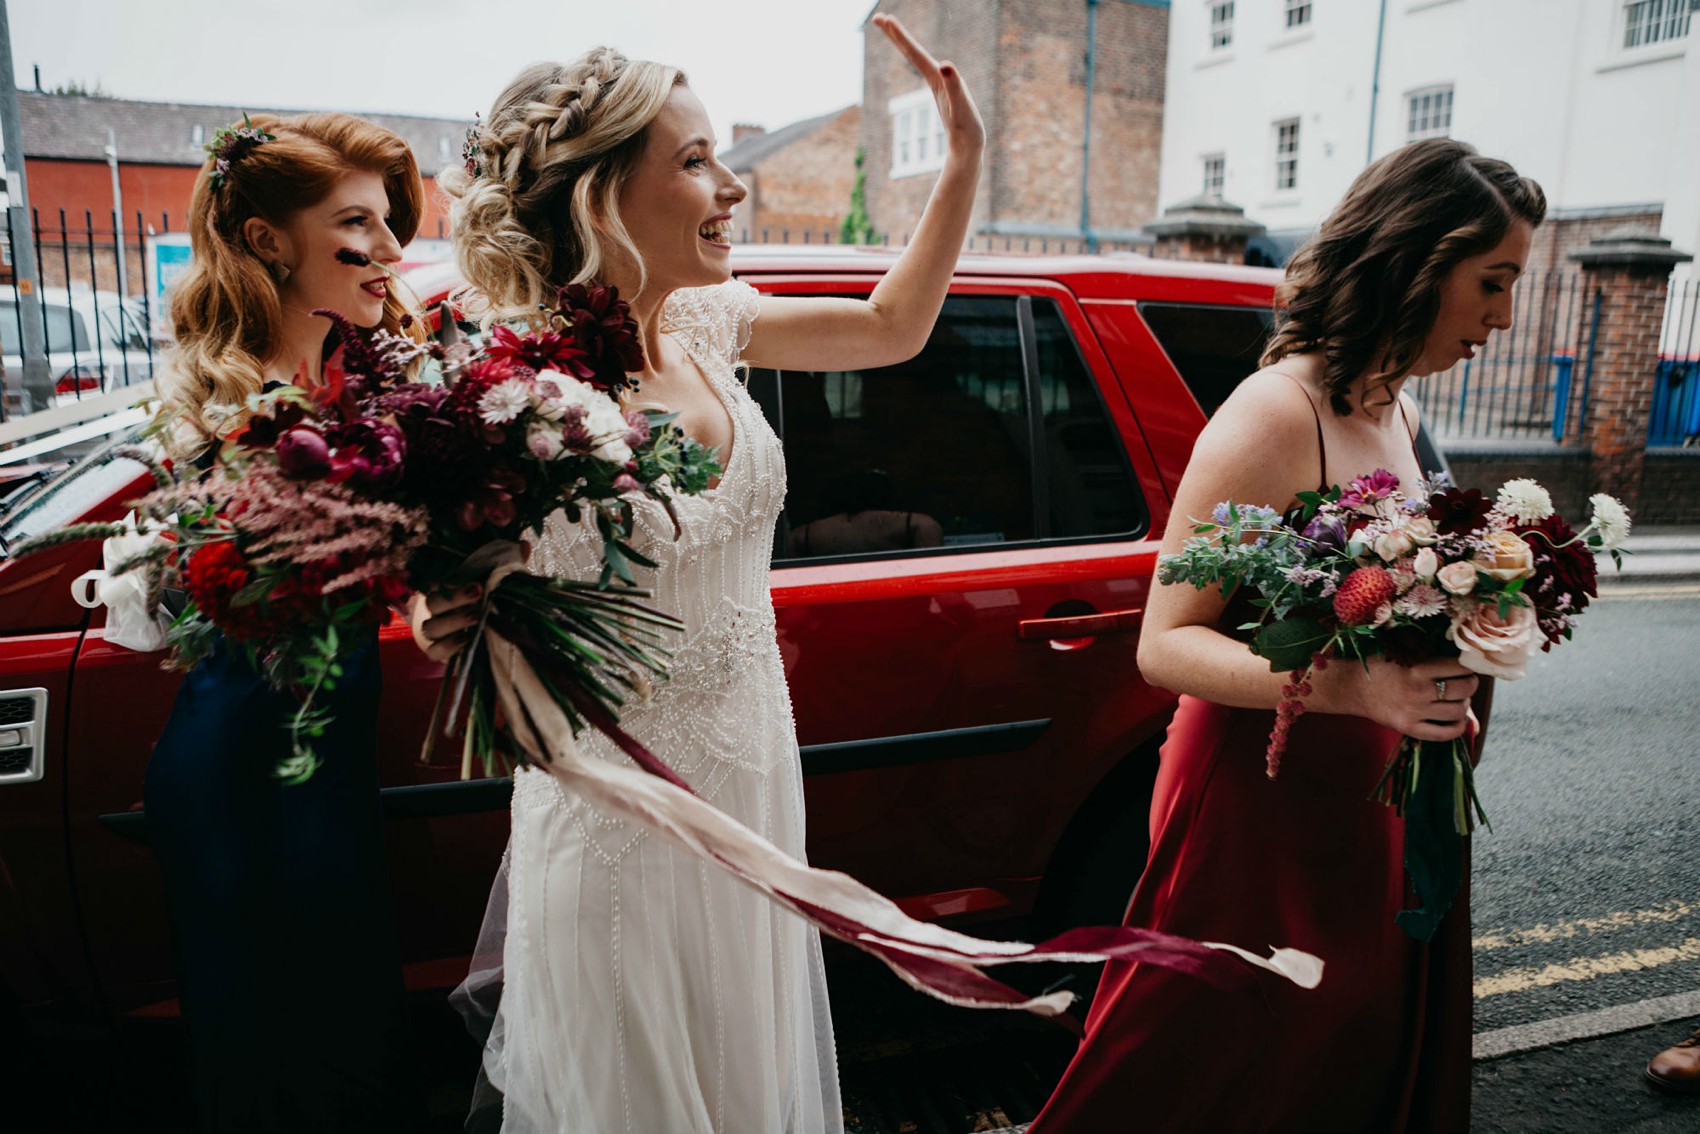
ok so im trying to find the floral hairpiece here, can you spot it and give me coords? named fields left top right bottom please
left=206, top=113, right=274, bottom=191
left=461, top=113, right=485, bottom=180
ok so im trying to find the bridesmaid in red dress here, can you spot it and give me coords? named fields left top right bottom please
left=1031, top=138, right=1547, bottom=1134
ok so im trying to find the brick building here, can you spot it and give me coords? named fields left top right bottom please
left=860, top=0, right=1168, bottom=250
left=720, top=105, right=861, bottom=243
left=10, top=92, right=466, bottom=295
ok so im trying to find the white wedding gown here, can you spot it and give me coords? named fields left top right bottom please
left=467, top=280, right=843, bottom=1133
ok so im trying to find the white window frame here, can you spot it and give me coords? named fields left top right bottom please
left=1272, top=118, right=1300, bottom=192
left=1620, top=0, right=1693, bottom=50
left=1284, top=0, right=1313, bottom=29
left=888, top=88, right=945, bottom=179
left=1208, top=1, right=1235, bottom=50
left=1202, top=153, right=1226, bottom=197
left=1405, top=84, right=1454, bottom=142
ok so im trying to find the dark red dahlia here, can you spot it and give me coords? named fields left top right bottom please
left=326, top=418, right=406, bottom=489
left=1522, top=513, right=1597, bottom=640
left=558, top=282, right=644, bottom=393
left=182, top=540, right=287, bottom=641
left=1427, top=487, right=1494, bottom=536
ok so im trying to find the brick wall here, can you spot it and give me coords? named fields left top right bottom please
left=861, top=0, right=1166, bottom=244
left=1640, top=449, right=1700, bottom=524
left=1528, top=210, right=1663, bottom=279
left=1442, top=446, right=1700, bottom=525
left=735, top=106, right=861, bottom=242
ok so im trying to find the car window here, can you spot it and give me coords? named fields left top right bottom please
left=1136, top=302, right=1274, bottom=417
left=0, top=432, right=152, bottom=550
left=0, top=300, right=94, bottom=356
left=749, top=294, right=1145, bottom=564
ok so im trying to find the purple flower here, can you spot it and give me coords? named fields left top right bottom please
left=327, top=418, right=406, bottom=488
left=623, top=410, right=652, bottom=448
left=275, top=426, right=332, bottom=478
left=1301, top=513, right=1349, bottom=554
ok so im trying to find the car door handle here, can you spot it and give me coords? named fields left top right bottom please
left=1017, top=608, right=1142, bottom=640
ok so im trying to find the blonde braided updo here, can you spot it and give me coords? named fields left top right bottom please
left=441, top=49, right=685, bottom=327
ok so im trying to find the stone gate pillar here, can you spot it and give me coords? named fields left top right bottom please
left=1568, top=228, right=1692, bottom=513
left=1141, top=195, right=1266, bottom=264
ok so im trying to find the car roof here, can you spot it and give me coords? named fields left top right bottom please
left=402, top=247, right=1281, bottom=307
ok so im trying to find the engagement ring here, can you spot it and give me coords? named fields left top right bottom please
left=1433, top=679, right=1448, bottom=701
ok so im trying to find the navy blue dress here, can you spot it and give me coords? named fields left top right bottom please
left=145, top=632, right=419, bottom=1132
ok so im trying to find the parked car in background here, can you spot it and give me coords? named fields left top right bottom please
left=0, top=247, right=1451, bottom=1047
left=1, top=287, right=158, bottom=416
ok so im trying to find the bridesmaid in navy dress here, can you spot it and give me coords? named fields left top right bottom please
left=145, top=112, right=426, bottom=1132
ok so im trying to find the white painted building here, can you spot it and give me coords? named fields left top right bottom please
left=1159, top=0, right=1699, bottom=267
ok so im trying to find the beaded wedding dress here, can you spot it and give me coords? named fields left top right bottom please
left=462, top=280, right=842, bottom=1133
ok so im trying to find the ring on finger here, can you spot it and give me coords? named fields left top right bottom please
left=1433, top=678, right=1448, bottom=702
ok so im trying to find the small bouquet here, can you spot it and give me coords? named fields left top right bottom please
left=1159, top=472, right=1630, bottom=939
left=16, top=280, right=720, bottom=782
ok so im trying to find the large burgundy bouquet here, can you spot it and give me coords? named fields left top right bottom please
left=1159, top=472, right=1630, bottom=939
left=18, top=283, right=720, bottom=782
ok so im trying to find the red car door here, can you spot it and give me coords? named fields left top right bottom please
left=743, top=275, right=1178, bottom=928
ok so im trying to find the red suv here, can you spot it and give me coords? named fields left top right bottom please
left=3, top=248, right=1425, bottom=1029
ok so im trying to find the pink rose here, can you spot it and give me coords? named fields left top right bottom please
left=1373, top=527, right=1416, bottom=562
left=1447, top=601, right=1539, bottom=679
left=1436, top=560, right=1478, bottom=596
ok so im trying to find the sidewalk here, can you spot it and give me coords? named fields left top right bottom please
left=1473, top=1016, right=1700, bottom=1133
left=1602, top=525, right=1700, bottom=586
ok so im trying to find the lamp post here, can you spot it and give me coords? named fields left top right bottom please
left=105, top=128, right=128, bottom=300
left=0, top=0, right=53, bottom=413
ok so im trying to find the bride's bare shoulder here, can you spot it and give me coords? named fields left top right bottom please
left=1203, top=357, right=1325, bottom=442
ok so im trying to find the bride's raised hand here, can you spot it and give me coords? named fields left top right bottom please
left=872, top=12, right=985, bottom=161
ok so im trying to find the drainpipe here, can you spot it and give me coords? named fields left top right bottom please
left=1081, top=0, right=1100, bottom=253
left=1365, top=0, right=1389, bottom=163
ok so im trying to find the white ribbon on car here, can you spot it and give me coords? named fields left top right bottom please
left=70, top=511, right=172, bottom=653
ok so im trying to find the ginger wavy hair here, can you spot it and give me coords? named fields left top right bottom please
left=440, top=49, right=684, bottom=327
left=157, top=112, right=424, bottom=452
left=1262, top=138, right=1547, bottom=415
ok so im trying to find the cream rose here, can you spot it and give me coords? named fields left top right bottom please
left=1405, top=516, right=1438, bottom=546
left=1447, top=601, right=1539, bottom=679
left=1436, top=560, right=1478, bottom=595
left=1373, top=527, right=1416, bottom=562
left=1477, top=530, right=1535, bottom=582
left=1412, top=547, right=1440, bottom=581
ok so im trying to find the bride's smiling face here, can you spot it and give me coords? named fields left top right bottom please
left=615, top=86, right=747, bottom=295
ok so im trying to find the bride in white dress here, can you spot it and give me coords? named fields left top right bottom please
left=417, top=15, right=984, bottom=1132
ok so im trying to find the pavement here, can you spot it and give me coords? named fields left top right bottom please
left=1605, top=525, right=1700, bottom=585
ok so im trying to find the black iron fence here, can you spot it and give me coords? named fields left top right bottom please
left=1411, top=272, right=1600, bottom=443
left=1651, top=273, right=1700, bottom=447
left=2, top=207, right=171, bottom=422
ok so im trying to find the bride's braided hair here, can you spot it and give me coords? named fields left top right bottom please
left=1262, top=138, right=1545, bottom=415
left=441, top=49, right=684, bottom=327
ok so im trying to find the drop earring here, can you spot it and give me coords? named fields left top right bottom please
left=270, top=261, right=292, bottom=285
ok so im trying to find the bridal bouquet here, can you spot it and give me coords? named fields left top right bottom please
left=1159, top=472, right=1630, bottom=939
left=15, top=282, right=721, bottom=783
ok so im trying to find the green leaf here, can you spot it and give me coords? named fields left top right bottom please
left=1252, top=617, right=1332, bottom=673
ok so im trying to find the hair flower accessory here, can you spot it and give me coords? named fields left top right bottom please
left=206, top=114, right=274, bottom=191
left=462, top=113, right=485, bottom=180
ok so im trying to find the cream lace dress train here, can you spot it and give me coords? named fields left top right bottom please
left=477, top=280, right=843, bottom=1133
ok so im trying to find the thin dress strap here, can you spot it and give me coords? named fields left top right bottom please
left=1279, top=372, right=1329, bottom=492
left=1396, top=397, right=1424, bottom=474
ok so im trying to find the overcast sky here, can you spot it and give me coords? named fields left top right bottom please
left=10, top=0, right=875, bottom=151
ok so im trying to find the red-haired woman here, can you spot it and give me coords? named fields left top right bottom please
left=145, top=112, right=424, bottom=1132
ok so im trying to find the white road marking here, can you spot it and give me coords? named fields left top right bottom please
left=1474, top=989, right=1700, bottom=1060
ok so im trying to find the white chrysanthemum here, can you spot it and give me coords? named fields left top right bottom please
left=479, top=377, right=534, bottom=425
left=1588, top=493, right=1632, bottom=549
left=1495, top=478, right=1554, bottom=524
left=1395, top=583, right=1448, bottom=619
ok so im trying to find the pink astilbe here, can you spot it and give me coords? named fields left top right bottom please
left=218, top=465, right=427, bottom=590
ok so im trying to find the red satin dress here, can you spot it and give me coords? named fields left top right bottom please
left=1031, top=399, right=1472, bottom=1133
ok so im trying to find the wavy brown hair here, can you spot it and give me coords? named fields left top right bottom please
left=440, top=49, right=684, bottom=327
left=1262, top=138, right=1547, bottom=415
left=157, top=112, right=425, bottom=452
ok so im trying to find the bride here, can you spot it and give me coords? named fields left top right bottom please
left=414, top=14, right=982, bottom=1132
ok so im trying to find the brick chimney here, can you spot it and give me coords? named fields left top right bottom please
left=732, top=123, right=765, bottom=147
